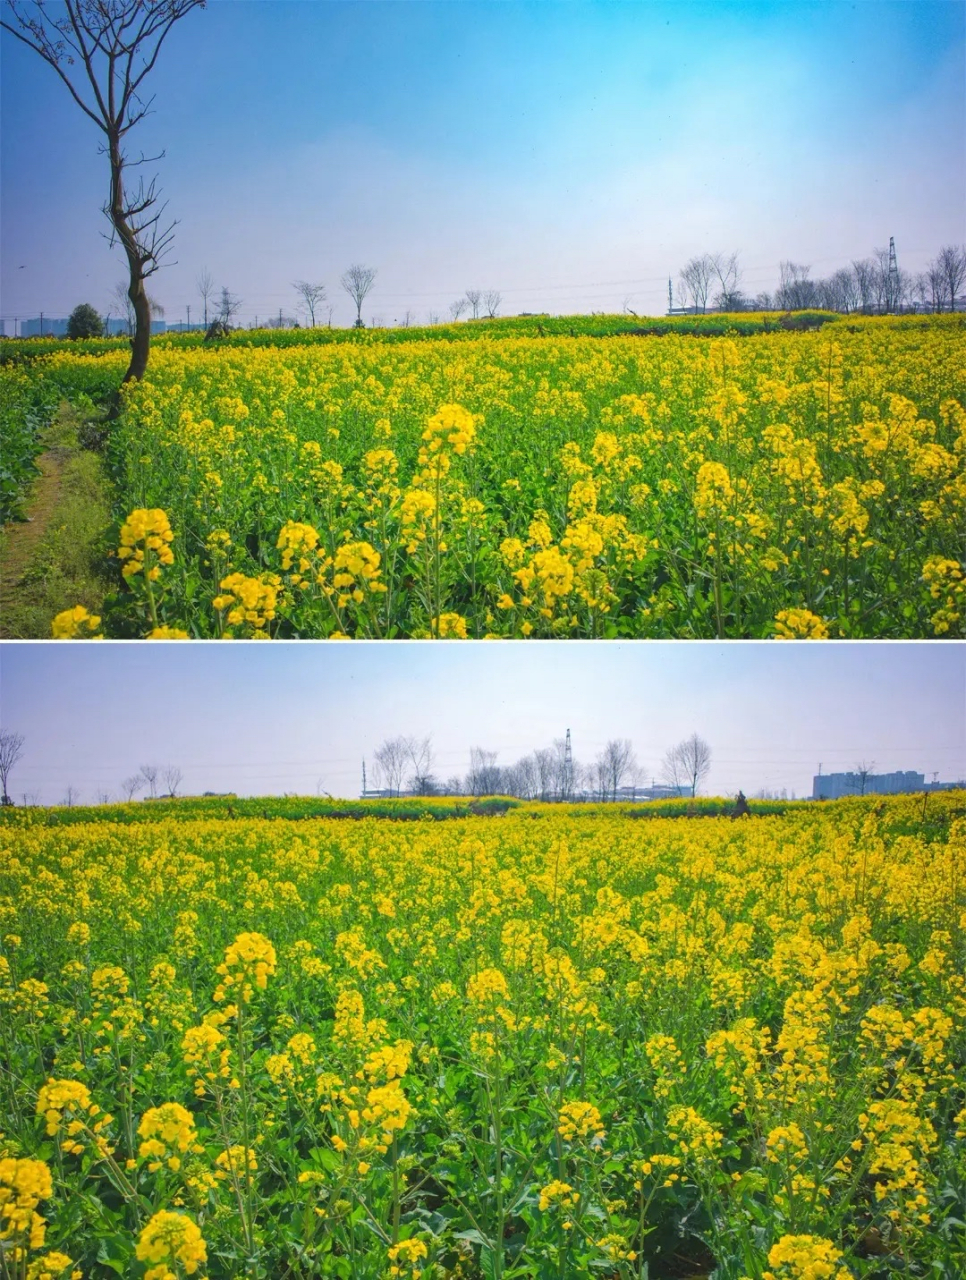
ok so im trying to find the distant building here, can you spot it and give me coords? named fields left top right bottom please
left=15, top=317, right=169, bottom=338
left=813, top=770, right=924, bottom=800
left=104, top=318, right=167, bottom=336
left=20, top=317, right=69, bottom=337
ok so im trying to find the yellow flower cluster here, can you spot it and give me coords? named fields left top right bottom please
left=213, top=930, right=277, bottom=1003
left=761, top=1233, right=852, bottom=1280
left=387, top=1236, right=428, bottom=1277
left=135, top=1210, right=207, bottom=1280
left=50, top=605, right=102, bottom=640
left=35, top=1080, right=109, bottom=1157
left=212, top=572, right=280, bottom=638
left=117, top=508, right=174, bottom=582
left=181, top=1022, right=231, bottom=1097
left=138, top=1103, right=201, bottom=1172
left=557, top=1100, right=605, bottom=1145
left=0, top=1157, right=52, bottom=1258
left=538, top=1179, right=578, bottom=1212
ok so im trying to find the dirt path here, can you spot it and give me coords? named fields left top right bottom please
left=0, top=448, right=69, bottom=625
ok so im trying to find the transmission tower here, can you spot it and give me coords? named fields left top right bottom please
left=668, top=276, right=673, bottom=314
left=887, top=236, right=900, bottom=313
left=564, top=728, right=573, bottom=801
left=361, top=760, right=367, bottom=797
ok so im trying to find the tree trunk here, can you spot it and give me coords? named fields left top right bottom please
left=107, top=131, right=151, bottom=384
left=126, top=279, right=151, bottom=382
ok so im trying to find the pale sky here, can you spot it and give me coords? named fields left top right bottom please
left=1, top=641, right=962, bottom=804
left=2, top=1, right=963, bottom=329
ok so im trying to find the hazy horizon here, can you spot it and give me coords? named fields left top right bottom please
left=1, top=641, right=962, bottom=806
left=2, top=1, right=963, bottom=331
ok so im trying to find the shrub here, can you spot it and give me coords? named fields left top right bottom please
left=67, top=303, right=104, bottom=340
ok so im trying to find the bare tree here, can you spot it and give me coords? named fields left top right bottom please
left=374, top=737, right=408, bottom=797
left=710, top=251, right=742, bottom=310
left=63, top=785, right=79, bottom=809
left=831, top=267, right=859, bottom=313
left=467, top=747, right=503, bottom=797
left=162, top=764, right=183, bottom=797
left=661, top=746, right=686, bottom=794
left=0, top=730, right=25, bottom=804
left=506, top=754, right=538, bottom=800
left=404, top=736, right=435, bottom=795
left=483, top=289, right=502, bottom=318
left=2, top=0, right=205, bottom=382
left=551, top=737, right=575, bottom=802
left=197, top=266, right=216, bottom=327
left=449, top=298, right=468, bottom=321
left=293, top=280, right=326, bottom=327
left=851, top=760, right=876, bottom=797
left=121, top=774, right=144, bottom=801
left=139, top=763, right=159, bottom=798
left=465, top=289, right=482, bottom=319
left=926, top=260, right=947, bottom=312
left=110, top=279, right=163, bottom=335
left=218, top=286, right=242, bottom=328
left=679, top=255, right=714, bottom=313
left=341, top=264, right=377, bottom=328
left=593, top=752, right=611, bottom=802
left=533, top=747, right=555, bottom=801
left=663, top=733, right=712, bottom=797
left=597, top=739, right=637, bottom=802
left=426, top=310, right=441, bottom=326
left=852, top=258, right=876, bottom=313
left=776, top=262, right=816, bottom=311
left=937, top=245, right=966, bottom=312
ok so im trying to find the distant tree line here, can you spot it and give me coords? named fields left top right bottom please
left=677, top=244, right=966, bottom=314
left=367, top=732, right=712, bottom=801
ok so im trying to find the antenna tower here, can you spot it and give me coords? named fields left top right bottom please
left=887, top=236, right=900, bottom=313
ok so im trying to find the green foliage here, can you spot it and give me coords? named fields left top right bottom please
left=0, top=368, right=59, bottom=522
left=67, top=303, right=105, bottom=340
left=1, top=794, right=521, bottom=827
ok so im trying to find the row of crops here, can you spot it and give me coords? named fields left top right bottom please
left=2, top=791, right=963, bottom=1277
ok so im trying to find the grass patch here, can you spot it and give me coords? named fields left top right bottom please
left=0, top=405, right=114, bottom=637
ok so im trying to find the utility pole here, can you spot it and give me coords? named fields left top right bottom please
left=362, top=760, right=367, bottom=797
left=278, top=307, right=283, bottom=329
left=887, top=236, right=900, bottom=314
left=39, top=311, right=44, bottom=336
left=564, top=728, right=573, bottom=802
left=668, top=276, right=673, bottom=314
left=186, top=304, right=191, bottom=332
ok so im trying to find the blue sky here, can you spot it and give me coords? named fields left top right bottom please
left=1, top=641, right=962, bottom=803
left=2, top=1, right=963, bottom=328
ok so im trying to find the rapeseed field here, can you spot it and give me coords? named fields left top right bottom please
left=2, top=793, right=964, bottom=1277
left=7, top=314, right=960, bottom=639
